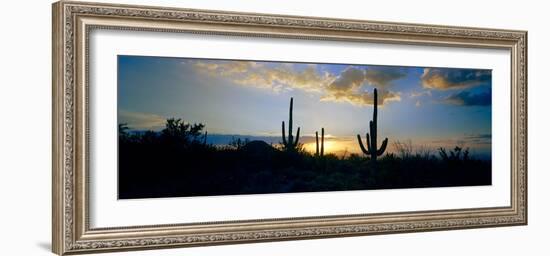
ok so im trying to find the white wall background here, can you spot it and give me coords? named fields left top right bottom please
left=0, top=0, right=547, bottom=255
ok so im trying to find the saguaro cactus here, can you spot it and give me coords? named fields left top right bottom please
left=316, top=128, right=325, bottom=156
left=357, top=88, right=388, bottom=161
left=282, top=97, right=301, bottom=151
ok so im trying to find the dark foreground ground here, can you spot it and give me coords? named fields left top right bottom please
left=118, top=128, right=491, bottom=199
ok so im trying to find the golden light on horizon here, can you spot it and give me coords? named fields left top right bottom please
left=303, top=138, right=362, bottom=156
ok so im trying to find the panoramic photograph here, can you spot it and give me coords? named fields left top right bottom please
left=117, top=55, right=492, bottom=199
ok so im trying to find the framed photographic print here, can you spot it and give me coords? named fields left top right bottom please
left=52, top=1, right=527, bottom=255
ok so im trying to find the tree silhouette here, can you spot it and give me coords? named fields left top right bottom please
left=160, top=118, right=205, bottom=145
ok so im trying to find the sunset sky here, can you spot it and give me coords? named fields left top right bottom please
left=118, top=55, right=492, bottom=158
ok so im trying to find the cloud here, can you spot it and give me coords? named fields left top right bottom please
left=410, top=90, right=432, bottom=98
left=193, top=61, right=262, bottom=76
left=431, top=133, right=491, bottom=147
left=192, top=61, right=403, bottom=107
left=443, top=90, right=491, bottom=106
left=234, top=65, right=332, bottom=93
left=327, top=68, right=365, bottom=92
left=321, top=86, right=401, bottom=106
left=364, top=67, right=407, bottom=88
left=409, top=90, right=432, bottom=108
left=326, top=66, right=405, bottom=92
left=118, top=110, right=166, bottom=130
left=463, top=134, right=491, bottom=144
left=421, top=68, right=491, bottom=90
left=322, top=67, right=402, bottom=106
left=193, top=60, right=331, bottom=93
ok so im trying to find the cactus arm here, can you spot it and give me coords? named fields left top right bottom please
left=294, top=127, right=300, bottom=146
left=357, top=134, right=370, bottom=154
left=377, top=138, right=388, bottom=156
left=282, top=121, right=287, bottom=146
left=321, top=128, right=325, bottom=156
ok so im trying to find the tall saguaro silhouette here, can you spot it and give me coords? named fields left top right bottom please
left=316, top=128, right=325, bottom=156
left=282, top=97, right=301, bottom=151
left=357, top=88, right=388, bottom=161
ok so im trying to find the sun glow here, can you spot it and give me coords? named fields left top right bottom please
left=303, top=138, right=361, bottom=156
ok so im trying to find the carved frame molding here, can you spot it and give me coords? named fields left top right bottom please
left=52, top=1, right=527, bottom=254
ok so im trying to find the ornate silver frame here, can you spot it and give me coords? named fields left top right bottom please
left=52, top=1, right=527, bottom=255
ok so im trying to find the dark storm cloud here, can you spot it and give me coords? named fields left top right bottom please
left=422, top=68, right=491, bottom=90
left=444, top=90, right=491, bottom=106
